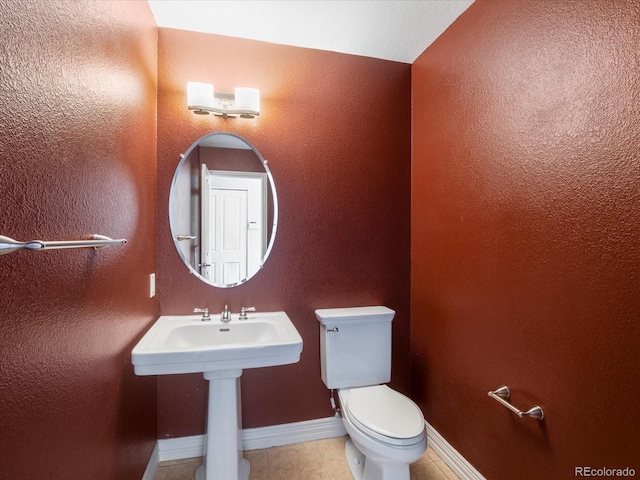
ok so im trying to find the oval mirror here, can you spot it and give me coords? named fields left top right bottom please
left=169, top=132, right=277, bottom=288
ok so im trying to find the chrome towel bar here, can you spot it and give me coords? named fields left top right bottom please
left=488, top=386, right=544, bottom=420
left=0, top=234, right=127, bottom=256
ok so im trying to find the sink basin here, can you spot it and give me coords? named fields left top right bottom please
left=165, top=322, right=278, bottom=348
left=132, top=311, right=303, bottom=376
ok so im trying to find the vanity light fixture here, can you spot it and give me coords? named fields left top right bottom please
left=187, top=82, right=260, bottom=118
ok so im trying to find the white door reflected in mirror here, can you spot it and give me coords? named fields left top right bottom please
left=201, top=167, right=267, bottom=285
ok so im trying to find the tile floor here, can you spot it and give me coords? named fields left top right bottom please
left=154, top=436, right=460, bottom=480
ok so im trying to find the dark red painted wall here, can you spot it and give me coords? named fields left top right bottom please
left=0, top=1, right=158, bottom=479
left=411, top=1, right=640, bottom=479
left=157, top=29, right=411, bottom=436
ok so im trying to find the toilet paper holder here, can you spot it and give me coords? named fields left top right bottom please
left=488, top=386, right=544, bottom=420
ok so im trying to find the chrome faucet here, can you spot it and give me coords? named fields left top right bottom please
left=220, top=304, right=231, bottom=322
left=239, top=306, right=256, bottom=320
left=194, top=307, right=211, bottom=322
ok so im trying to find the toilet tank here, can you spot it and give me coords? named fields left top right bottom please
left=315, top=306, right=394, bottom=389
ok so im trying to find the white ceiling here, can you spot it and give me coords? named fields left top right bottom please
left=147, top=0, right=474, bottom=64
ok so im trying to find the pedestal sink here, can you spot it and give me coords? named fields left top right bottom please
left=132, top=311, right=303, bottom=480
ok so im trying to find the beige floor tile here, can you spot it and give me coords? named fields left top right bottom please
left=413, top=446, right=436, bottom=465
left=267, top=441, right=319, bottom=460
left=315, top=436, right=351, bottom=479
left=267, top=442, right=329, bottom=480
left=157, top=457, right=203, bottom=467
left=425, top=446, right=442, bottom=462
left=435, top=460, right=460, bottom=480
left=244, top=448, right=267, bottom=455
left=153, top=437, right=461, bottom=480
left=315, top=436, right=348, bottom=451
left=245, top=451, right=270, bottom=480
left=410, top=461, right=449, bottom=480
left=154, top=459, right=202, bottom=480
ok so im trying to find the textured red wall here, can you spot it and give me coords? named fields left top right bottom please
left=157, top=29, right=411, bottom=436
left=0, top=1, right=158, bottom=479
left=411, top=1, right=640, bottom=479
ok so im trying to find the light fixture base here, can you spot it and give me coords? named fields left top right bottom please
left=187, top=83, right=260, bottom=118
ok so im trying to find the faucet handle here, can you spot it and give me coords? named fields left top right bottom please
left=239, top=306, right=256, bottom=320
left=194, top=307, right=210, bottom=321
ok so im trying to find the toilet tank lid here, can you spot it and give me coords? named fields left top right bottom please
left=315, top=306, right=395, bottom=325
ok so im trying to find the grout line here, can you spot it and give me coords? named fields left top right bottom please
left=266, top=448, right=273, bottom=480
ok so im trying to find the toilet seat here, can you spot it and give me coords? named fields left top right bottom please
left=341, top=385, right=425, bottom=446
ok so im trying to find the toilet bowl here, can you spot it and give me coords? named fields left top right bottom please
left=315, top=306, right=427, bottom=480
left=338, top=386, right=427, bottom=480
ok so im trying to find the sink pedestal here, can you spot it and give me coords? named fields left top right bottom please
left=195, top=369, right=249, bottom=480
left=131, top=312, right=303, bottom=479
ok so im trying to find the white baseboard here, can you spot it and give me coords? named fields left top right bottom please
left=158, top=433, right=206, bottom=462
left=243, top=414, right=347, bottom=451
left=140, top=442, right=160, bottom=480
left=142, top=416, right=483, bottom=480
left=426, top=421, right=486, bottom=480
left=151, top=415, right=347, bottom=465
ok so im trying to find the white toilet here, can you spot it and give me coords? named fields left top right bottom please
left=316, top=306, right=427, bottom=480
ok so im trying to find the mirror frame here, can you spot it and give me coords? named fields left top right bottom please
left=169, top=132, right=278, bottom=288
